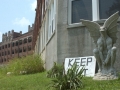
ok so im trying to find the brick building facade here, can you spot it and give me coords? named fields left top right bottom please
left=33, top=0, right=46, bottom=49
left=0, top=24, right=34, bottom=63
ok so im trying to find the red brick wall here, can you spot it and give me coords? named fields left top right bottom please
left=33, top=0, right=46, bottom=49
left=0, top=30, right=33, bottom=63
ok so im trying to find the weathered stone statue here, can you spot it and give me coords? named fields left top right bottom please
left=81, top=12, right=119, bottom=80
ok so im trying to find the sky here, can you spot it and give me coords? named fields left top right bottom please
left=0, top=0, right=37, bottom=42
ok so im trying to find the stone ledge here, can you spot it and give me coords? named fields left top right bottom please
left=67, top=18, right=120, bottom=29
left=93, top=73, right=118, bottom=80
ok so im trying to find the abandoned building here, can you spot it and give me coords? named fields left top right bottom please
left=33, top=0, right=120, bottom=72
left=0, top=24, right=34, bottom=63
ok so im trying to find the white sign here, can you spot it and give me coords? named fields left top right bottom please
left=64, top=56, right=96, bottom=77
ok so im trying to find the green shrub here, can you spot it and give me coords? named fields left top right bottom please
left=0, top=65, right=8, bottom=76
left=0, top=55, right=44, bottom=75
left=47, top=62, right=64, bottom=78
left=115, top=72, right=120, bottom=80
left=50, top=63, right=84, bottom=90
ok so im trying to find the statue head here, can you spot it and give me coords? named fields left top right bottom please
left=100, top=27, right=107, bottom=31
left=100, top=27, right=107, bottom=37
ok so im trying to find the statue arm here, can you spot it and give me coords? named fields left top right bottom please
left=104, top=42, right=112, bottom=64
left=98, top=45, right=104, bottom=62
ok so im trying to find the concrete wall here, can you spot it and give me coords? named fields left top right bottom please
left=56, top=0, right=120, bottom=73
left=57, top=0, right=68, bottom=64
left=45, top=32, right=57, bottom=70
left=41, top=49, right=46, bottom=68
left=115, top=24, right=120, bottom=72
left=57, top=0, right=94, bottom=63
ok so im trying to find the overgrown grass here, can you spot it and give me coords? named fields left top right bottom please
left=0, top=72, right=53, bottom=90
left=47, top=62, right=64, bottom=78
left=0, top=55, right=44, bottom=75
left=0, top=72, right=120, bottom=90
left=0, top=56, right=120, bottom=90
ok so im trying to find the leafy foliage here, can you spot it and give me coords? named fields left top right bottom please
left=50, top=63, right=84, bottom=90
left=47, top=62, right=64, bottom=78
left=0, top=55, right=44, bottom=75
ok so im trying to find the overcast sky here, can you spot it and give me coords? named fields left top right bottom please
left=0, top=0, right=37, bottom=42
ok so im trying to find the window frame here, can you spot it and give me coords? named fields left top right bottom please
left=19, top=40, right=23, bottom=45
left=48, top=0, right=56, bottom=38
left=28, top=37, right=32, bottom=43
left=16, top=41, right=18, bottom=46
left=68, top=0, right=113, bottom=24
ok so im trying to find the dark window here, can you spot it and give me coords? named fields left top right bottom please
left=0, top=47, right=1, bottom=50
left=19, top=48, right=22, bottom=53
left=28, top=37, right=32, bottom=42
left=16, top=41, right=18, bottom=46
left=24, top=38, right=27, bottom=43
left=4, top=58, right=6, bottom=62
left=8, top=43, right=10, bottom=47
left=12, top=42, right=14, bottom=47
left=2, top=46, right=4, bottom=49
left=23, top=47, right=26, bottom=52
left=72, top=0, right=92, bottom=23
left=99, top=0, right=120, bottom=19
left=5, top=44, right=7, bottom=48
left=12, top=50, right=14, bottom=54
left=19, top=40, right=22, bottom=45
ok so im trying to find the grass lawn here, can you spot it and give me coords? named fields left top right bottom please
left=0, top=72, right=120, bottom=90
left=82, top=77, right=120, bottom=90
left=0, top=72, right=53, bottom=90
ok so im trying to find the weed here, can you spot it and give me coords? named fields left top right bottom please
left=50, top=63, right=84, bottom=90
left=47, top=62, right=64, bottom=78
left=0, top=55, right=44, bottom=75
